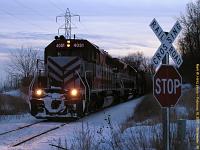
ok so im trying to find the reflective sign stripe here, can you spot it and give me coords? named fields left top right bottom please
left=150, top=18, right=183, bottom=68
left=47, top=56, right=81, bottom=87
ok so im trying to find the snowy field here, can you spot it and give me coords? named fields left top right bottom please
left=0, top=97, right=143, bottom=150
left=3, top=90, right=23, bottom=97
left=0, top=83, right=196, bottom=150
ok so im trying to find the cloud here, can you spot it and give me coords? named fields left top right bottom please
left=122, top=41, right=150, bottom=48
left=0, top=32, right=55, bottom=55
left=76, top=33, right=117, bottom=40
left=0, top=52, right=10, bottom=60
left=0, top=32, right=53, bottom=40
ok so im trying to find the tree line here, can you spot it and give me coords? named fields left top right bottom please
left=178, top=0, right=200, bottom=84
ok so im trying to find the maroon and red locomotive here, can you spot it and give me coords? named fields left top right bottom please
left=29, top=35, right=145, bottom=118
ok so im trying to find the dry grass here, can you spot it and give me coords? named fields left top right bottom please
left=0, top=94, right=29, bottom=115
left=70, top=123, right=96, bottom=150
left=133, top=94, right=161, bottom=122
left=121, top=94, right=161, bottom=130
left=122, top=87, right=196, bottom=130
left=52, top=118, right=196, bottom=150
left=177, top=88, right=196, bottom=119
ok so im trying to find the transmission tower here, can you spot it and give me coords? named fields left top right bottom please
left=56, top=8, right=80, bottom=39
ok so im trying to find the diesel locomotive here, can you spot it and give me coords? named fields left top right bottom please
left=28, top=35, right=146, bottom=118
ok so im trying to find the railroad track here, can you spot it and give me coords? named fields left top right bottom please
left=0, top=121, right=44, bottom=136
left=12, top=123, right=66, bottom=147
left=0, top=120, right=71, bottom=148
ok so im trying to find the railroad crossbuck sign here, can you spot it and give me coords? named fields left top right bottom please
left=153, top=65, right=182, bottom=107
left=150, top=18, right=183, bottom=68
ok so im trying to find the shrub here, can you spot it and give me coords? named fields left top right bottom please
left=0, top=94, right=29, bottom=115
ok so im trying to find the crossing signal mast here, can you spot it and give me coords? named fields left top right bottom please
left=56, top=8, right=80, bottom=39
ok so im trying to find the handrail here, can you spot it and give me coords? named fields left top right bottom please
left=120, top=79, right=124, bottom=88
left=84, top=71, right=91, bottom=102
left=75, top=71, right=86, bottom=101
left=28, top=68, right=37, bottom=101
left=75, top=71, right=89, bottom=113
left=28, top=59, right=45, bottom=101
left=84, top=71, right=91, bottom=113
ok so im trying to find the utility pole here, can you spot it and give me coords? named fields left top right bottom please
left=56, top=8, right=80, bottom=39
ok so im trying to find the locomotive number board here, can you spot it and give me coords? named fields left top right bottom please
left=55, top=40, right=85, bottom=49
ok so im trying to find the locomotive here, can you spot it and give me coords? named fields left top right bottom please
left=28, top=35, right=145, bottom=118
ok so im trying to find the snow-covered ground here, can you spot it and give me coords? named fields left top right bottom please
left=0, top=96, right=143, bottom=150
left=182, top=83, right=192, bottom=93
left=122, top=119, right=197, bottom=150
left=0, top=114, right=38, bottom=124
left=0, top=84, right=195, bottom=150
left=3, top=89, right=22, bottom=97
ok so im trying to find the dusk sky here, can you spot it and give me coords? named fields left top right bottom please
left=0, top=0, right=191, bottom=80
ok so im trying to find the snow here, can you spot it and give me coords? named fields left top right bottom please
left=0, top=95, right=197, bottom=150
left=174, top=106, right=188, bottom=117
left=2, top=89, right=28, bottom=100
left=0, top=114, right=40, bottom=136
left=0, top=114, right=37, bottom=124
left=0, top=96, right=143, bottom=150
left=83, top=96, right=143, bottom=126
left=0, top=122, right=63, bottom=146
left=43, top=93, right=66, bottom=113
left=3, top=89, right=22, bottom=97
left=29, top=97, right=143, bottom=150
left=121, top=119, right=197, bottom=149
left=182, top=83, right=192, bottom=92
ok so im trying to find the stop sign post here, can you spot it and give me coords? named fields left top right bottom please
left=150, top=18, right=183, bottom=150
left=153, top=65, right=182, bottom=107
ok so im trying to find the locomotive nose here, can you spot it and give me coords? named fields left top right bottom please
left=51, top=100, right=61, bottom=109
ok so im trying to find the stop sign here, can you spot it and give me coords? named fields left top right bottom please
left=153, top=65, right=182, bottom=107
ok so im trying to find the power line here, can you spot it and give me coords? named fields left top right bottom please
left=79, top=21, right=92, bottom=36
left=13, top=0, right=54, bottom=20
left=0, top=8, right=49, bottom=32
left=49, top=0, right=64, bottom=13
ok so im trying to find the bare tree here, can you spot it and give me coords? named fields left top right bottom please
left=122, top=52, right=145, bottom=69
left=121, top=51, right=155, bottom=74
left=6, top=47, right=39, bottom=87
left=141, top=58, right=156, bottom=75
left=177, top=0, right=200, bottom=84
left=178, top=0, right=200, bottom=59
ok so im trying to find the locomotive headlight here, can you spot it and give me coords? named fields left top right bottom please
left=35, top=89, right=43, bottom=96
left=70, top=89, right=78, bottom=97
